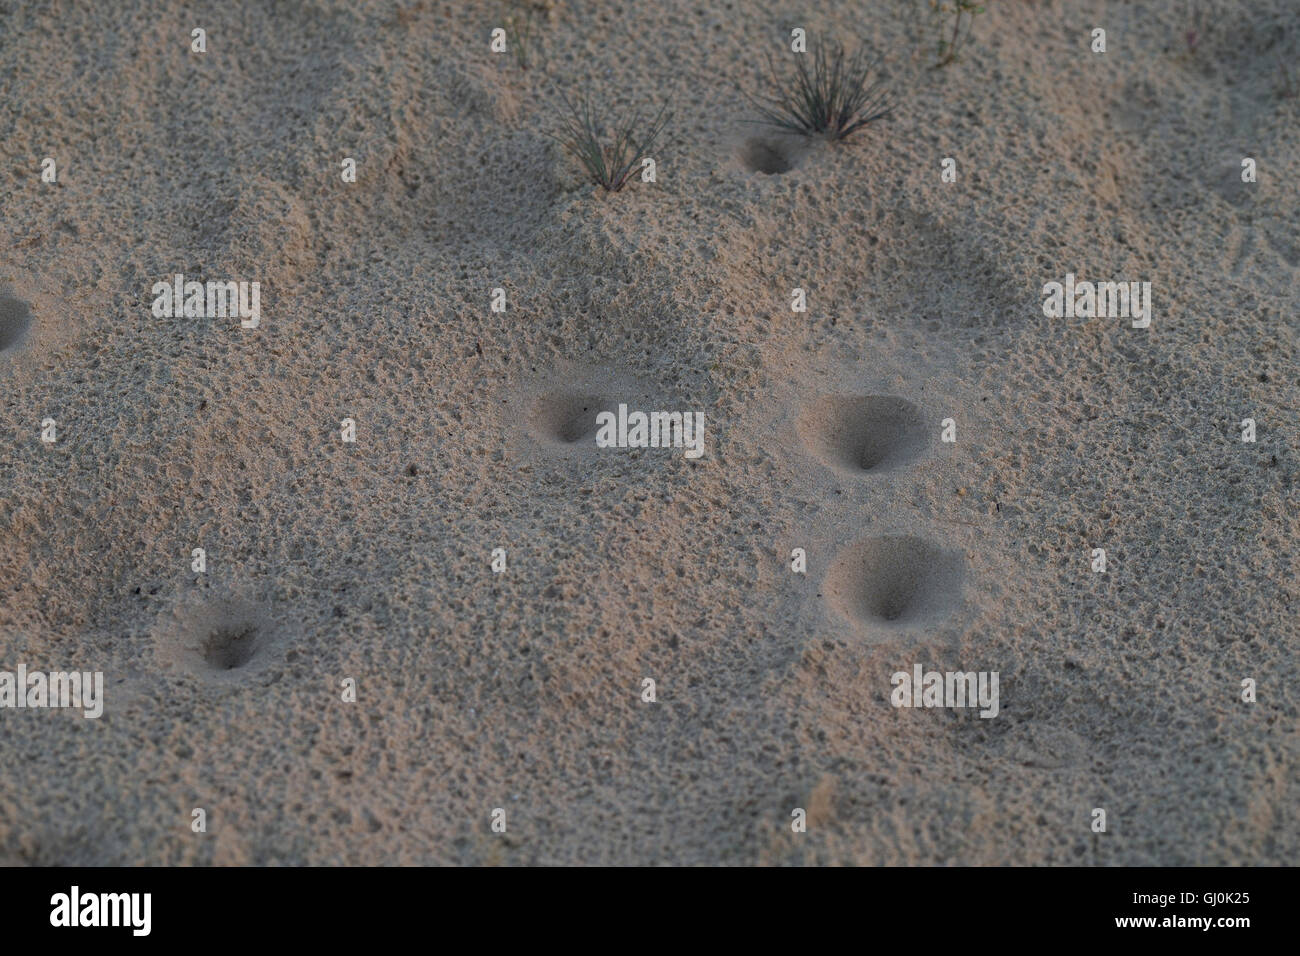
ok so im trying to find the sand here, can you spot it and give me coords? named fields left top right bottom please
left=0, top=0, right=1296, bottom=865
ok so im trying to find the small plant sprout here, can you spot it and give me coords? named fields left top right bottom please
left=749, top=37, right=892, bottom=142
left=502, top=3, right=539, bottom=70
left=548, top=89, right=670, bottom=192
left=930, top=0, right=985, bottom=69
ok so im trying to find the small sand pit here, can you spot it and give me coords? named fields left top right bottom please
left=800, top=395, right=929, bottom=474
left=530, top=390, right=613, bottom=445
left=739, top=136, right=797, bottom=174
left=0, top=291, right=33, bottom=353
left=154, top=592, right=283, bottom=684
left=825, top=535, right=964, bottom=629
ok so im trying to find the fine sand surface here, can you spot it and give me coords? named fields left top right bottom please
left=0, top=0, right=1296, bottom=865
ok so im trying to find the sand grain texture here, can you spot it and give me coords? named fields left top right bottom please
left=0, top=0, right=1296, bottom=865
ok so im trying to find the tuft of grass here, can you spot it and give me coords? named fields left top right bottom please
left=930, top=0, right=984, bottom=69
left=749, top=37, right=892, bottom=141
left=547, top=89, right=670, bottom=192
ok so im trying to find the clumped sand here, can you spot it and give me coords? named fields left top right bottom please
left=0, top=0, right=1297, bottom=865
